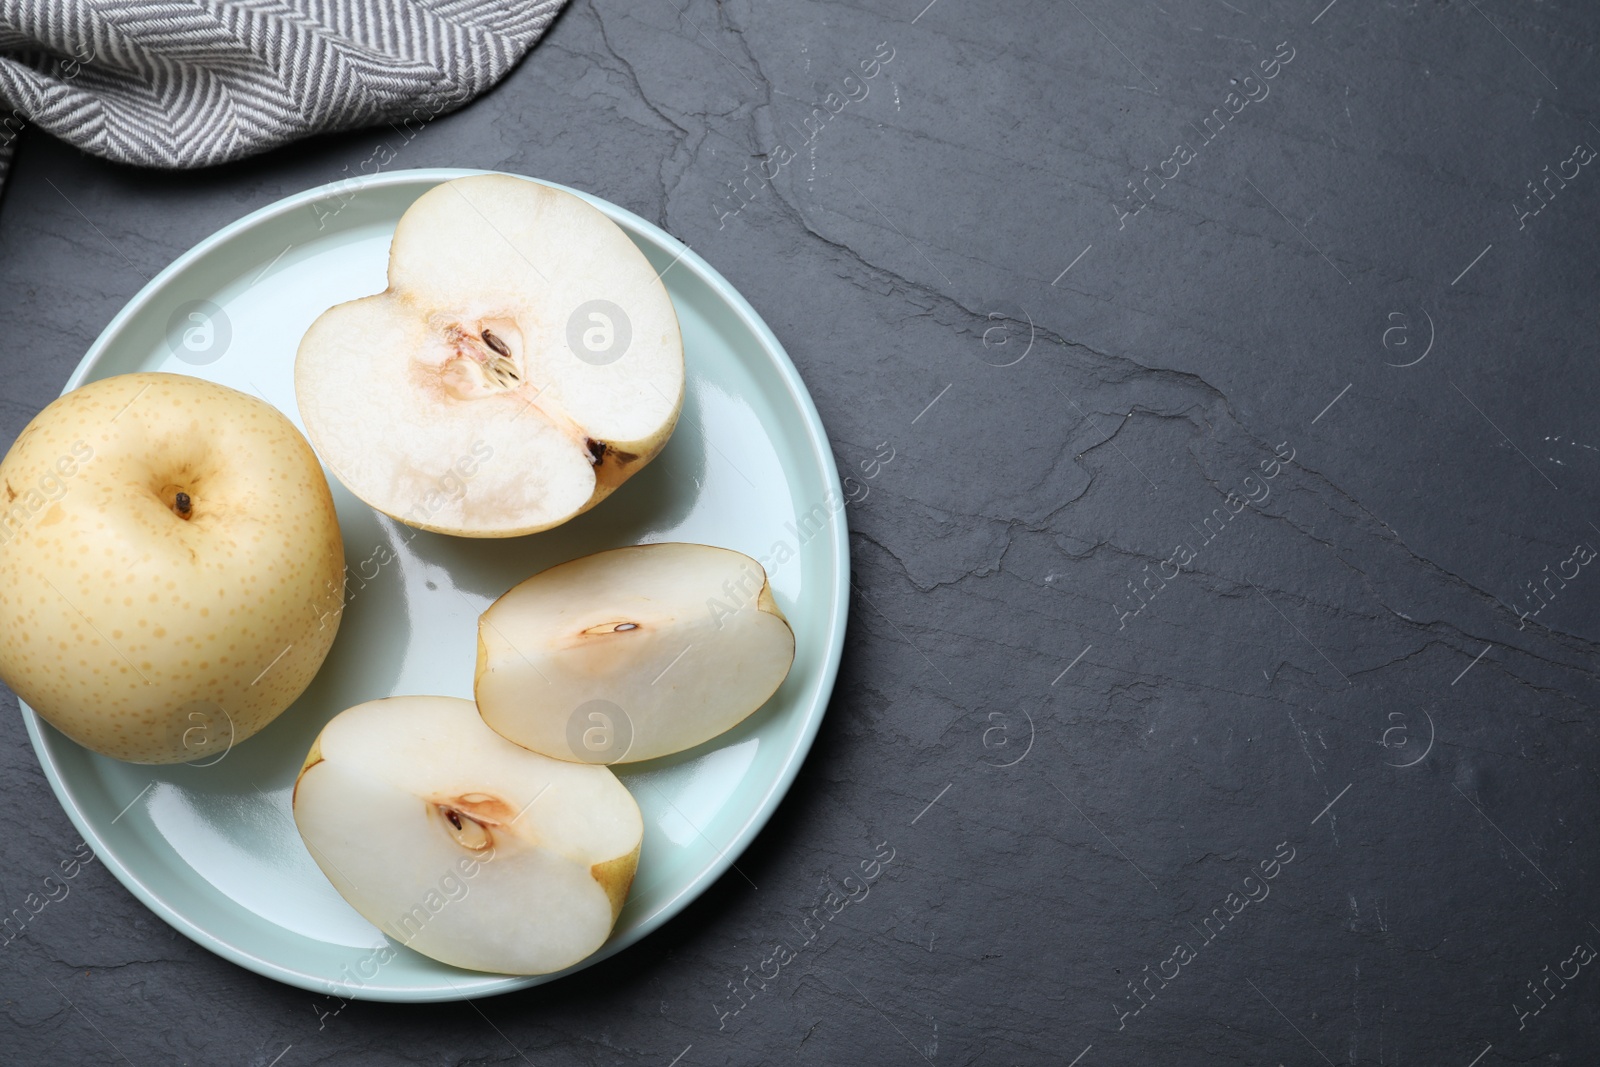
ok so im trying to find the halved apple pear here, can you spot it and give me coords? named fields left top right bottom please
left=294, top=174, right=684, bottom=537
left=292, top=695, right=642, bottom=975
left=475, top=543, right=795, bottom=764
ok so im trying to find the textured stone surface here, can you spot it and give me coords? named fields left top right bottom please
left=3, top=1, right=1600, bottom=1063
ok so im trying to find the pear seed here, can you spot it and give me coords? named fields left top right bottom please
left=437, top=803, right=493, bottom=850
left=481, top=329, right=511, bottom=357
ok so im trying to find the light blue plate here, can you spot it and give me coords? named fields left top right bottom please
left=19, top=169, right=849, bottom=1001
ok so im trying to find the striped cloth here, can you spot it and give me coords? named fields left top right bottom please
left=0, top=0, right=568, bottom=190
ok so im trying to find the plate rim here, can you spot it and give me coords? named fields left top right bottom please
left=18, top=167, right=849, bottom=1002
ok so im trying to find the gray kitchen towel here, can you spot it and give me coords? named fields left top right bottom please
left=0, top=0, right=569, bottom=191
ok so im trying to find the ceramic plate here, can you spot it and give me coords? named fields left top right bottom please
left=19, top=169, right=848, bottom=1002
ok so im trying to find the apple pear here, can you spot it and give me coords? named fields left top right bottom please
left=0, top=372, right=345, bottom=764
left=292, top=696, right=643, bottom=975
left=475, top=543, right=795, bottom=764
left=294, top=174, right=685, bottom=537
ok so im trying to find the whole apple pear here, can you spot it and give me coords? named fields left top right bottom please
left=0, top=373, right=345, bottom=764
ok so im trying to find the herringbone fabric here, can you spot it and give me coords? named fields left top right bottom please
left=0, top=0, right=568, bottom=189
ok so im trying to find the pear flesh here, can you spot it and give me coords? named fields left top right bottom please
left=475, top=543, right=795, bottom=765
left=294, top=174, right=685, bottom=537
left=292, top=696, right=643, bottom=975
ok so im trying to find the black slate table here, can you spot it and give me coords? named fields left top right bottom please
left=4, top=2, right=1599, bottom=1064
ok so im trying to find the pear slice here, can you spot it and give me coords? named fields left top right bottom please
left=475, top=543, right=796, bottom=764
left=294, top=174, right=684, bottom=537
left=292, top=695, right=642, bottom=975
